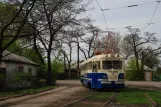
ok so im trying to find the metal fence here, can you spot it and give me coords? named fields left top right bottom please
left=153, top=75, right=161, bottom=81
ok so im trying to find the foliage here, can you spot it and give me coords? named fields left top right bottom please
left=37, top=66, right=46, bottom=79
left=50, top=53, right=64, bottom=83
left=8, top=70, right=35, bottom=88
left=6, top=40, right=45, bottom=65
left=0, top=0, right=36, bottom=63
left=126, top=59, right=144, bottom=80
left=154, top=67, right=161, bottom=75
left=0, top=73, right=4, bottom=80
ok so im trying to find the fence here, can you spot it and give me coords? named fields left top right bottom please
left=153, top=75, right=161, bottom=81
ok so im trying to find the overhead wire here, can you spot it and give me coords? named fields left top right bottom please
left=103, top=1, right=157, bottom=11
left=108, top=20, right=161, bottom=30
left=94, top=0, right=161, bottom=32
left=95, top=0, right=108, bottom=29
left=141, top=0, right=161, bottom=31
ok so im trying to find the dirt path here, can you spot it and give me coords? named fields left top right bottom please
left=0, top=85, right=89, bottom=107
left=1, top=80, right=161, bottom=107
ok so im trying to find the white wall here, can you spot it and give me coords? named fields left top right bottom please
left=4, top=62, right=38, bottom=87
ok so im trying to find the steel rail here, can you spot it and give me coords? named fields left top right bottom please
left=62, top=91, right=96, bottom=107
left=145, top=93, right=157, bottom=107
left=100, top=92, right=117, bottom=107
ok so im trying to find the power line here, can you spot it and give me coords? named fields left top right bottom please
left=95, top=0, right=108, bottom=29
left=141, top=0, right=161, bottom=31
left=95, top=0, right=103, bottom=11
left=103, top=1, right=157, bottom=11
left=108, top=20, right=161, bottom=30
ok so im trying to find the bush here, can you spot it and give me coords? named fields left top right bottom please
left=8, top=70, right=41, bottom=89
left=126, top=59, right=144, bottom=80
left=37, top=66, right=46, bottom=79
left=0, top=73, right=4, bottom=80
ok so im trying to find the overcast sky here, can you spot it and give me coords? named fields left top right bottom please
left=69, top=0, right=161, bottom=61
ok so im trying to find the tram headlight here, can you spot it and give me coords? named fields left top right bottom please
left=118, top=74, right=124, bottom=79
left=102, top=75, right=106, bottom=79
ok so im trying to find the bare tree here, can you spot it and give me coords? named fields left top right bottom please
left=79, top=25, right=98, bottom=59
left=27, top=0, right=92, bottom=85
left=99, top=31, right=121, bottom=54
left=123, top=27, right=161, bottom=73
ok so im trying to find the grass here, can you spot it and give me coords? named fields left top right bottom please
left=116, top=88, right=150, bottom=105
left=116, top=88, right=161, bottom=106
left=0, top=85, right=55, bottom=98
left=87, top=88, right=161, bottom=106
left=147, top=91, right=161, bottom=105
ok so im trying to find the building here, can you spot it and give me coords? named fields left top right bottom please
left=0, top=50, right=39, bottom=88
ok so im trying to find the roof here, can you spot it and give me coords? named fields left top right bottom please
left=80, top=53, right=124, bottom=67
left=2, top=50, right=38, bottom=66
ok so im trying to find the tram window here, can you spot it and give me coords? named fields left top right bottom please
left=102, top=61, right=112, bottom=69
left=113, top=61, right=122, bottom=69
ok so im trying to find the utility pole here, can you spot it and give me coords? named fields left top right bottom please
left=77, top=41, right=80, bottom=77
left=63, top=51, right=66, bottom=71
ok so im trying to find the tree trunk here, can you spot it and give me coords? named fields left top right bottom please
left=33, top=32, right=45, bottom=65
left=68, top=62, right=71, bottom=79
left=46, top=51, right=52, bottom=85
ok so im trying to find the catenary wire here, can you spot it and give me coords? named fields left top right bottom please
left=95, top=0, right=108, bottom=29
left=141, top=0, right=161, bottom=31
left=103, top=1, right=157, bottom=11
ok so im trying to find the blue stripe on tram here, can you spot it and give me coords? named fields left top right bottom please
left=80, top=73, right=124, bottom=89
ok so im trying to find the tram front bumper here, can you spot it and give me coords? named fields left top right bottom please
left=100, top=81, right=124, bottom=88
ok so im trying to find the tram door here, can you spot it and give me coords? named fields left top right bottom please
left=92, top=63, right=98, bottom=88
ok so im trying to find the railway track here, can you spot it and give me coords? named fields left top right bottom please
left=62, top=91, right=96, bottom=107
left=62, top=91, right=117, bottom=107
left=100, top=92, right=117, bottom=107
left=145, top=93, right=157, bottom=107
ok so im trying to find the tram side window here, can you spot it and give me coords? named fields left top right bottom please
left=113, top=61, right=122, bottom=69
left=102, top=61, right=112, bottom=69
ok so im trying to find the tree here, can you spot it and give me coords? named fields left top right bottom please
left=99, top=31, right=121, bottom=54
left=27, top=0, right=92, bottom=85
left=79, top=25, right=98, bottom=59
left=122, top=27, right=161, bottom=80
left=0, top=0, right=37, bottom=63
left=126, top=59, right=143, bottom=80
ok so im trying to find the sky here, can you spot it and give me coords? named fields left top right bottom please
left=67, top=0, right=161, bottom=62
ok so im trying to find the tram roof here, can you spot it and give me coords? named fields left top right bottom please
left=80, top=53, right=124, bottom=66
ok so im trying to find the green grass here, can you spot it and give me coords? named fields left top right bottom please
left=0, top=85, right=55, bottom=98
left=147, top=91, right=161, bottom=105
left=116, top=88, right=149, bottom=105
left=116, top=88, right=161, bottom=106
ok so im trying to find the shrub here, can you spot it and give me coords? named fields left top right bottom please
left=126, top=59, right=144, bottom=80
left=0, top=73, right=4, bottom=80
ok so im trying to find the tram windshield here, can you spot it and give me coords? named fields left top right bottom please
left=102, top=60, right=122, bottom=69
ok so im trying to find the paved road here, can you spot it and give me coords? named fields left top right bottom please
left=0, top=80, right=161, bottom=107
left=57, top=80, right=161, bottom=89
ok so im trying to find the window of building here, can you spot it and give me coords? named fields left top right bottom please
left=28, top=68, right=32, bottom=75
left=18, top=66, right=24, bottom=72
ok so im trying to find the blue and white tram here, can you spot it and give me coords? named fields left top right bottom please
left=80, top=53, right=125, bottom=89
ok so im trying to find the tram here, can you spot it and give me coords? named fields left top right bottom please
left=80, top=53, right=125, bottom=89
